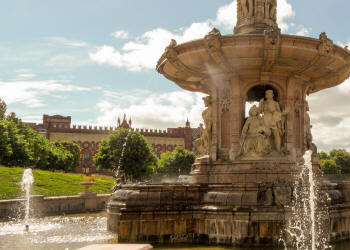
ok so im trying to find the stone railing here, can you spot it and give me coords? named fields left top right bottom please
left=0, top=193, right=111, bottom=221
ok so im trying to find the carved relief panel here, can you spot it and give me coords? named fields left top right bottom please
left=220, top=88, right=231, bottom=149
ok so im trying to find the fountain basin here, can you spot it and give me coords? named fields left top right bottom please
left=107, top=182, right=350, bottom=246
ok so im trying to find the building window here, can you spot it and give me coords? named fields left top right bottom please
left=82, top=150, right=90, bottom=162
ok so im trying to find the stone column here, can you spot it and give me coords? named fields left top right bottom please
left=286, top=77, right=297, bottom=160
left=230, top=75, right=243, bottom=160
left=210, top=82, right=218, bottom=161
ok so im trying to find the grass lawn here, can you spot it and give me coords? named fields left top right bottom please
left=0, top=166, right=115, bottom=200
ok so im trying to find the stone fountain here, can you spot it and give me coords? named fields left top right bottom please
left=107, top=0, right=350, bottom=247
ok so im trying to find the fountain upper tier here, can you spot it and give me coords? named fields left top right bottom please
left=156, top=29, right=350, bottom=95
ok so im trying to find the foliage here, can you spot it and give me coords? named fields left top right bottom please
left=318, top=151, right=329, bottom=161
left=53, top=141, right=81, bottom=172
left=318, top=149, right=350, bottom=175
left=94, top=128, right=157, bottom=180
left=157, top=146, right=195, bottom=176
left=0, top=103, right=80, bottom=172
left=0, top=97, right=6, bottom=121
left=329, top=149, right=350, bottom=174
left=320, top=159, right=341, bottom=174
left=0, top=166, right=114, bottom=199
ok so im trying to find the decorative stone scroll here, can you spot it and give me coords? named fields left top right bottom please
left=204, top=28, right=232, bottom=72
left=262, top=27, right=281, bottom=72
left=318, top=32, right=334, bottom=57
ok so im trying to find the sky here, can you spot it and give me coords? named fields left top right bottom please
left=0, top=0, right=350, bottom=152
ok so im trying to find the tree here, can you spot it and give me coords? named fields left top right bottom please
left=94, top=128, right=157, bottom=180
left=329, top=149, right=350, bottom=174
left=0, top=109, right=80, bottom=172
left=0, top=97, right=6, bottom=121
left=320, top=159, right=341, bottom=175
left=53, top=141, right=81, bottom=172
left=318, top=151, right=329, bottom=161
left=157, top=146, right=195, bottom=177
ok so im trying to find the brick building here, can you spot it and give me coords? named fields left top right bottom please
left=27, top=114, right=201, bottom=174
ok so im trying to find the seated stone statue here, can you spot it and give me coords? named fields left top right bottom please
left=240, top=105, right=271, bottom=156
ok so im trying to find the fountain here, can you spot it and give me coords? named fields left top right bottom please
left=107, top=0, right=350, bottom=247
left=284, top=151, right=330, bottom=249
left=21, top=168, right=34, bottom=224
left=0, top=168, right=116, bottom=250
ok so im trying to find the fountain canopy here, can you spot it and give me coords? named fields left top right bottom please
left=157, top=0, right=350, bottom=95
left=156, top=0, right=350, bottom=165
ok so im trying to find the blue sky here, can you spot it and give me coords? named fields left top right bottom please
left=1, top=0, right=350, bottom=151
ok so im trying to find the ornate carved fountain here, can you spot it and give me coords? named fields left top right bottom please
left=107, top=0, right=350, bottom=246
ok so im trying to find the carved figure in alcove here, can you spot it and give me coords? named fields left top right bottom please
left=240, top=105, right=271, bottom=156
left=258, top=90, right=290, bottom=153
left=194, top=96, right=212, bottom=157
left=240, top=0, right=254, bottom=17
left=265, top=0, right=277, bottom=20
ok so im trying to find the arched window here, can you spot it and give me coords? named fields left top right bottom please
left=82, top=149, right=90, bottom=163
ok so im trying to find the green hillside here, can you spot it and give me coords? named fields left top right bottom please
left=0, top=166, right=115, bottom=199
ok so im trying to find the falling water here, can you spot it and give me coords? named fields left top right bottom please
left=21, top=168, right=34, bottom=223
left=284, top=150, right=330, bottom=250
left=112, top=130, right=131, bottom=191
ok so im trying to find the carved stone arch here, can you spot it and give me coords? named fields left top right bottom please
left=242, top=81, right=285, bottom=103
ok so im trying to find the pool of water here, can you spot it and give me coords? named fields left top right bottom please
left=0, top=213, right=116, bottom=250
left=154, top=242, right=350, bottom=250
left=1, top=213, right=349, bottom=250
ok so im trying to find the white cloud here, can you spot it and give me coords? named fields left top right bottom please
left=213, top=1, right=236, bottom=30
left=111, top=30, right=130, bottom=39
left=295, top=26, right=310, bottom=36
left=0, top=80, right=90, bottom=108
left=45, top=54, right=91, bottom=68
left=308, top=78, right=350, bottom=152
left=12, top=73, right=37, bottom=80
left=47, top=37, right=89, bottom=47
left=90, top=0, right=296, bottom=72
left=95, top=89, right=206, bottom=129
left=277, top=0, right=295, bottom=32
left=90, top=24, right=211, bottom=72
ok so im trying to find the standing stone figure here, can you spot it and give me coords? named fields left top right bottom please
left=194, top=96, right=212, bottom=157
left=258, top=90, right=290, bottom=153
left=240, top=0, right=254, bottom=17
left=240, top=105, right=271, bottom=156
left=265, top=0, right=277, bottom=20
